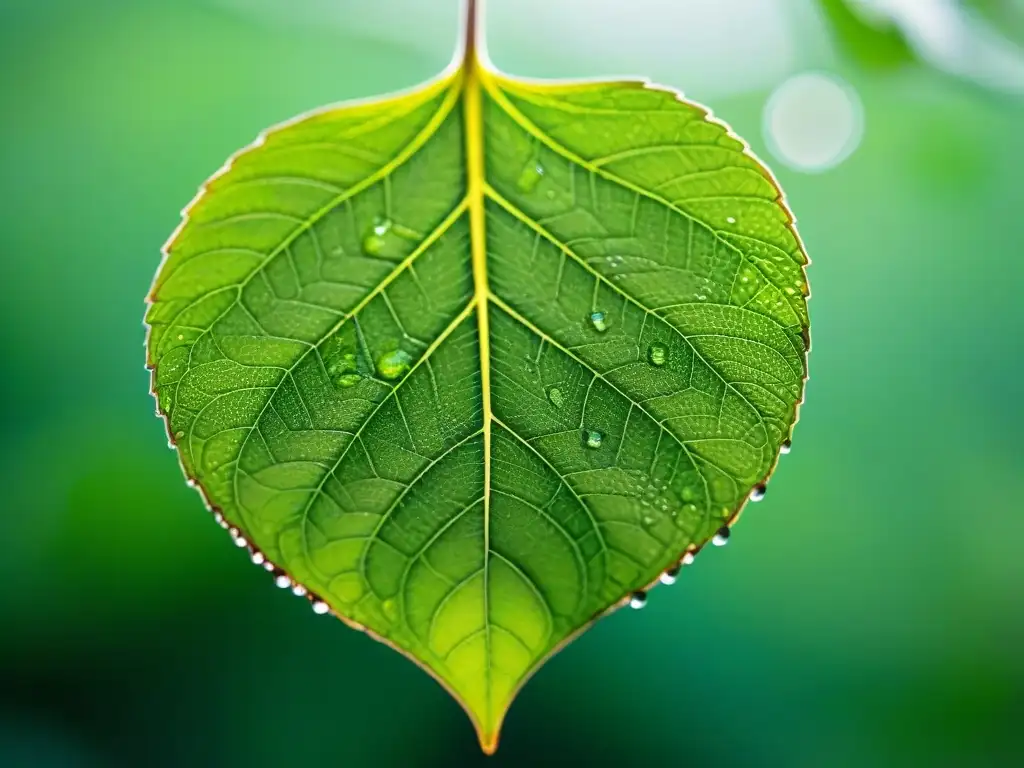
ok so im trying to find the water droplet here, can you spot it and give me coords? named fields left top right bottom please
left=547, top=387, right=564, bottom=408
left=696, top=294, right=707, bottom=302
left=362, top=219, right=392, bottom=256
left=682, top=551, right=696, bottom=566
left=680, top=487, right=696, bottom=502
left=660, top=565, right=681, bottom=585
left=274, top=574, right=291, bottom=589
left=679, top=503, right=698, bottom=517
left=642, top=515, right=654, bottom=526
left=780, top=440, right=792, bottom=455
left=784, top=286, right=797, bottom=296
left=213, top=511, right=225, bottom=527
left=292, top=584, right=307, bottom=597
left=262, top=560, right=275, bottom=572
left=516, top=162, right=545, bottom=192
left=647, top=343, right=668, bottom=366
left=583, top=430, right=604, bottom=449
left=174, top=430, right=184, bottom=439
left=589, top=311, right=608, bottom=332
left=629, top=592, right=647, bottom=609
left=312, top=600, right=330, bottom=615
left=376, top=349, right=411, bottom=380
left=713, top=526, right=731, bottom=546
left=749, top=484, right=767, bottom=502
left=251, top=551, right=265, bottom=566
left=726, top=216, right=737, bottom=224
left=176, top=333, right=184, bottom=341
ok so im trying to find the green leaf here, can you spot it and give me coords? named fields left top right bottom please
left=145, top=0, right=809, bottom=753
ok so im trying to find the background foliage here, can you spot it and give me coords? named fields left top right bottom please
left=1, top=0, right=1022, bottom=765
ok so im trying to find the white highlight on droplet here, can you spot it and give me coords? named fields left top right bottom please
left=763, top=72, right=864, bottom=173
left=292, top=585, right=308, bottom=597
left=250, top=551, right=265, bottom=566
left=274, top=574, right=291, bottom=589
left=312, top=600, right=330, bottom=615
left=682, top=552, right=696, bottom=566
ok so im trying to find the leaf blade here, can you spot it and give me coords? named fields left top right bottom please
left=146, top=47, right=808, bottom=754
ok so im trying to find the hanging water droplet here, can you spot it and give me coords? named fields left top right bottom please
left=713, top=526, right=731, bottom=546
left=292, top=584, right=307, bottom=597
left=749, top=484, right=767, bottom=502
left=262, top=560, right=275, bottom=572
left=376, top=349, right=412, bottom=380
left=589, top=311, right=608, bottom=332
left=274, top=574, right=291, bottom=589
left=213, top=511, right=225, bottom=526
left=682, top=551, right=696, bottom=566
left=547, top=387, right=564, bottom=408
left=186, top=478, right=197, bottom=489
left=629, top=591, right=647, bottom=609
left=780, top=440, right=792, bottom=455
left=583, top=430, right=604, bottom=449
left=516, top=162, right=545, bottom=192
left=251, top=551, right=265, bottom=566
left=660, top=565, right=682, bottom=585
left=647, top=343, right=668, bottom=366
left=312, top=600, right=330, bottom=615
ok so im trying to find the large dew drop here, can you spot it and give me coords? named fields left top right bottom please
left=647, top=342, right=668, bottom=366
left=516, top=162, right=545, bottom=192
left=376, top=349, right=412, bottom=380
left=629, top=591, right=647, bottom=610
left=712, top=526, right=731, bottom=546
left=583, top=430, right=604, bottom=449
left=749, top=484, right=767, bottom=502
left=589, top=311, right=608, bottom=333
left=780, top=440, right=792, bottom=455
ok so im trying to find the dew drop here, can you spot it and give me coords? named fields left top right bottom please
left=583, top=430, right=604, bottom=449
left=174, top=430, right=184, bottom=439
left=274, top=574, right=291, bottom=589
left=749, top=484, right=767, bottom=502
left=312, top=600, right=330, bottom=615
left=682, top=551, right=696, bottom=566
left=547, top=387, right=564, bottom=408
left=713, top=526, right=731, bottom=546
left=516, top=162, right=545, bottom=192
left=784, top=286, right=797, bottom=296
left=376, top=349, right=412, bottom=380
left=780, top=440, right=792, bottom=455
left=589, top=311, right=608, bottom=333
left=660, top=565, right=681, bottom=585
left=362, top=219, right=392, bottom=256
left=679, top=503, right=698, bottom=517
left=334, top=373, right=361, bottom=388
left=251, top=551, right=265, bottom=566
left=726, top=216, right=737, bottom=224
left=292, top=584, right=307, bottom=597
left=177, top=333, right=184, bottom=341
left=185, top=478, right=197, bottom=489
left=647, top=343, right=668, bottom=366
left=262, top=560, right=275, bottom=572
left=629, top=591, right=647, bottom=610
left=696, top=294, right=707, bottom=302
left=213, top=511, right=225, bottom=527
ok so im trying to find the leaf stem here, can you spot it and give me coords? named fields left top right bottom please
left=462, top=0, right=479, bottom=67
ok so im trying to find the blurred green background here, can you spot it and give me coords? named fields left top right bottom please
left=2, top=0, right=1022, bottom=765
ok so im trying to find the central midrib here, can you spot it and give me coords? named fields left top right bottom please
left=461, top=41, right=494, bottom=729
